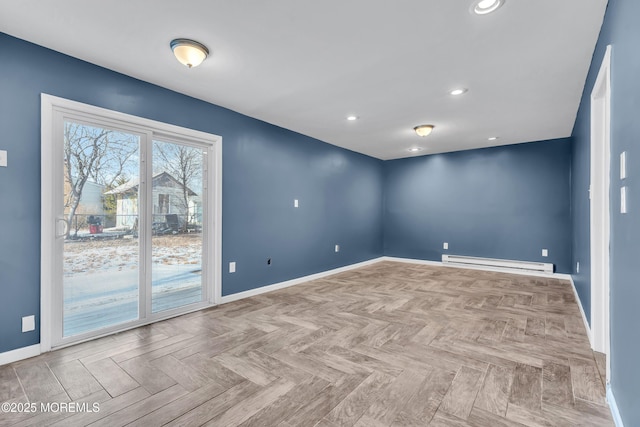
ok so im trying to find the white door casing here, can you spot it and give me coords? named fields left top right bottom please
left=590, top=45, right=611, bottom=382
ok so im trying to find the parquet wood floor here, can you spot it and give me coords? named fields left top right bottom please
left=0, top=262, right=613, bottom=426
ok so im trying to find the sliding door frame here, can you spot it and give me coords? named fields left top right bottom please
left=41, top=94, right=222, bottom=351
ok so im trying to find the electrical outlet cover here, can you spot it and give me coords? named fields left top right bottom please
left=22, top=315, right=35, bottom=332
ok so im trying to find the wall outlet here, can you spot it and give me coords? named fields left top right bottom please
left=443, top=242, right=448, bottom=250
left=577, top=261, right=580, bottom=273
left=542, top=249, right=548, bottom=257
left=229, top=261, right=236, bottom=273
left=335, top=244, right=340, bottom=252
left=294, top=199, right=299, bottom=208
left=0, top=150, right=7, bottom=167
left=22, top=315, right=35, bottom=332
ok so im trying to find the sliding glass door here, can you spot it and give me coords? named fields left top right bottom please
left=43, top=96, right=220, bottom=348
left=151, top=140, right=206, bottom=313
left=62, top=120, right=142, bottom=338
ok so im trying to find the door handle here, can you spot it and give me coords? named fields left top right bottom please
left=56, top=218, right=69, bottom=238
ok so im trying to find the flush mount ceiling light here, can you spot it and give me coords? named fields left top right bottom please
left=170, top=38, right=209, bottom=68
left=346, top=115, right=358, bottom=121
left=488, top=136, right=499, bottom=141
left=450, top=88, right=468, bottom=96
left=408, top=147, right=424, bottom=153
left=414, top=125, right=435, bottom=137
left=472, top=0, right=504, bottom=15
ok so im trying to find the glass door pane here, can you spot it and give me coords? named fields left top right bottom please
left=62, top=120, right=141, bottom=337
left=151, top=140, right=205, bottom=313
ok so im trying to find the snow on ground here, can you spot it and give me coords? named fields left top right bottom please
left=64, top=234, right=202, bottom=275
left=62, top=234, right=204, bottom=336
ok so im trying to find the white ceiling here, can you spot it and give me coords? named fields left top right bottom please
left=0, top=0, right=607, bottom=160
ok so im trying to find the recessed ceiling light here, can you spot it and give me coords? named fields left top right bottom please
left=414, top=125, right=435, bottom=137
left=347, top=115, right=358, bottom=121
left=488, top=136, right=499, bottom=141
left=472, top=0, right=504, bottom=15
left=450, top=88, right=468, bottom=96
left=408, top=147, right=424, bottom=153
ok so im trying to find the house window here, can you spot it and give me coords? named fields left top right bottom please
left=158, top=194, right=170, bottom=213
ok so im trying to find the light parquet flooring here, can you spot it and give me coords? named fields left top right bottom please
left=0, top=262, right=613, bottom=426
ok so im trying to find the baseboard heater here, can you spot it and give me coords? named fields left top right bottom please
left=441, top=254, right=554, bottom=274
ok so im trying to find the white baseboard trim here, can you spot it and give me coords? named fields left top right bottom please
left=0, top=344, right=41, bottom=366
left=383, top=256, right=570, bottom=280
left=568, top=275, right=593, bottom=347
left=220, top=257, right=385, bottom=304
left=381, top=256, right=442, bottom=267
left=607, top=385, right=625, bottom=427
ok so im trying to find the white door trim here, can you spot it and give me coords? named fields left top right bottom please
left=40, top=94, right=222, bottom=351
left=590, top=45, right=611, bottom=382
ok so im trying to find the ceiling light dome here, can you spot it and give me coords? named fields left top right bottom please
left=414, top=125, right=435, bottom=137
left=473, top=0, right=504, bottom=15
left=170, top=38, right=209, bottom=68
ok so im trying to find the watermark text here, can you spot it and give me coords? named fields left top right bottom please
left=1, top=401, right=100, bottom=413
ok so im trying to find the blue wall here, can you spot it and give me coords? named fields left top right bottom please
left=571, top=0, right=640, bottom=424
left=0, top=33, right=384, bottom=353
left=224, top=126, right=383, bottom=295
left=384, top=140, right=572, bottom=273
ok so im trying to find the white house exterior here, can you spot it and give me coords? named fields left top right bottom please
left=106, top=172, right=200, bottom=229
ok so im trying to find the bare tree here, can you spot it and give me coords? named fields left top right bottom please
left=64, top=122, right=138, bottom=237
left=153, top=142, right=202, bottom=232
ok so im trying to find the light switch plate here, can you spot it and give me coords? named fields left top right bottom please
left=229, top=262, right=236, bottom=273
left=443, top=242, right=448, bottom=250
left=542, top=249, right=548, bottom=257
left=294, top=199, right=299, bottom=208
left=335, top=244, right=340, bottom=252
left=0, top=150, right=7, bottom=167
